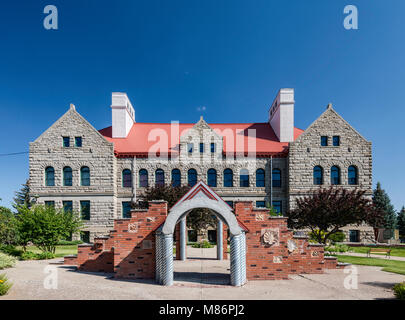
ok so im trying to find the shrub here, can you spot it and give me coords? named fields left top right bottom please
left=192, top=240, right=214, bottom=248
left=0, top=273, right=12, bottom=296
left=0, top=252, right=17, bottom=269
left=329, top=231, right=346, bottom=243
left=57, top=240, right=83, bottom=245
left=0, top=244, right=23, bottom=257
left=393, top=282, right=405, bottom=300
left=37, top=251, right=55, bottom=260
left=324, top=244, right=351, bottom=254
left=20, top=251, right=55, bottom=260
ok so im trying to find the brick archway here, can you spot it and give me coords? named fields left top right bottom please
left=156, top=181, right=247, bottom=287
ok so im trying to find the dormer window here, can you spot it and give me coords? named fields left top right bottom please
left=321, top=136, right=328, bottom=146
left=200, top=143, right=204, bottom=153
left=333, top=136, right=340, bottom=146
left=63, top=137, right=70, bottom=147
left=75, top=137, right=82, bottom=147
left=187, top=143, right=194, bottom=154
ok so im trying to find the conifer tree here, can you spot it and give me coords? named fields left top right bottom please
left=13, top=179, right=31, bottom=209
left=397, top=206, right=405, bottom=241
left=372, top=182, right=397, bottom=232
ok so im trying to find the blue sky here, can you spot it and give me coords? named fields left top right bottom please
left=0, top=0, right=404, bottom=211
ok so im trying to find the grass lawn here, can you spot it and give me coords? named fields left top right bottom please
left=336, top=255, right=405, bottom=275
left=349, top=246, right=405, bottom=258
left=16, top=245, right=78, bottom=258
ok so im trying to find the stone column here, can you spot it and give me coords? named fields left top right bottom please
left=217, top=219, right=223, bottom=260
left=179, top=218, right=186, bottom=261
left=161, top=234, right=174, bottom=286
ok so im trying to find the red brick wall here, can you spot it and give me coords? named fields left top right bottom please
left=234, top=201, right=327, bottom=280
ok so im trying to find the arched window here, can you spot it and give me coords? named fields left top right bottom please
left=155, top=169, right=165, bottom=187
left=139, top=169, right=148, bottom=188
left=63, top=166, right=72, bottom=186
left=331, top=166, right=341, bottom=185
left=256, top=169, right=265, bottom=187
left=171, top=169, right=181, bottom=187
left=240, top=169, right=249, bottom=187
left=272, top=169, right=281, bottom=187
left=223, top=169, right=233, bottom=187
left=80, top=166, right=90, bottom=186
left=122, top=169, right=132, bottom=188
left=45, top=167, right=55, bottom=186
left=348, top=166, right=358, bottom=185
left=313, top=166, right=323, bottom=185
left=207, top=169, right=217, bottom=187
left=188, top=169, right=197, bottom=187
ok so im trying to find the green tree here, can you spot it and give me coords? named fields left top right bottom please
left=17, top=205, right=82, bottom=253
left=13, top=180, right=32, bottom=210
left=135, top=185, right=191, bottom=209
left=287, top=187, right=384, bottom=244
left=186, top=208, right=217, bottom=241
left=397, top=206, right=405, bottom=241
left=0, top=206, right=19, bottom=245
left=372, top=182, right=397, bottom=232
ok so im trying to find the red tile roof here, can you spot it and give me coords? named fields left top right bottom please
left=99, top=122, right=304, bottom=157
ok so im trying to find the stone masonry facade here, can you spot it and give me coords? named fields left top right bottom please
left=29, top=90, right=374, bottom=243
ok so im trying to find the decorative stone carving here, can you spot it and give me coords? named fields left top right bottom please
left=146, top=217, right=155, bottom=222
left=261, top=228, right=279, bottom=246
left=273, top=256, right=283, bottom=263
left=255, top=213, right=265, bottom=221
left=128, top=222, right=139, bottom=233
left=287, top=239, right=297, bottom=253
left=311, top=251, right=319, bottom=257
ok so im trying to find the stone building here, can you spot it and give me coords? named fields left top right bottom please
left=29, top=89, right=374, bottom=243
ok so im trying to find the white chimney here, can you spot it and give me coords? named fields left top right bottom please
left=269, top=88, right=295, bottom=142
left=111, top=92, right=135, bottom=138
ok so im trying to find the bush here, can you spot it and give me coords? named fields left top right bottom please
left=20, top=251, right=55, bottom=260
left=0, top=245, right=23, bottom=257
left=329, top=231, right=346, bottom=244
left=57, top=240, right=83, bottom=245
left=0, top=252, right=17, bottom=269
left=192, top=240, right=214, bottom=248
left=393, top=282, right=405, bottom=300
left=0, top=273, right=12, bottom=296
left=324, top=244, right=351, bottom=255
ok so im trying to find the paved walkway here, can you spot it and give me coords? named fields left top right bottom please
left=334, top=252, right=405, bottom=261
left=1, top=246, right=404, bottom=300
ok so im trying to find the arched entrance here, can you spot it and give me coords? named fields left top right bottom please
left=156, top=181, right=247, bottom=286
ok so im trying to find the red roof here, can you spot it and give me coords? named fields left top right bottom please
left=99, top=122, right=304, bottom=157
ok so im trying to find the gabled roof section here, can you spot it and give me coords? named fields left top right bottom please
left=292, top=104, right=370, bottom=144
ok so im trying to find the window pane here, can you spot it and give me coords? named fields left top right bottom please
left=44, top=201, right=55, bottom=208
left=321, top=136, right=328, bottom=146
left=122, top=169, right=132, bottom=187
left=63, top=201, right=73, bottom=213
left=81, top=167, right=90, bottom=186
left=63, top=167, right=72, bottom=186
left=200, top=143, right=204, bottom=153
left=63, top=137, right=70, bottom=147
left=171, top=169, right=181, bottom=187
left=240, top=169, right=249, bottom=187
left=75, top=137, right=82, bottom=147
left=188, top=169, right=197, bottom=186
left=45, top=167, right=55, bottom=186
left=122, top=201, right=132, bottom=219
left=155, top=169, right=165, bottom=187
left=80, top=231, right=90, bottom=243
left=80, top=201, right=90, bottom=220
left=211, top=143, right=215, bottom=153
left=272, top=201, right=282, bottom=215
left=187, top=143, right=193, bottom=153
left=207, top=169, right=217, bottom=187
left=272, top=169, right=281, bottom=187
left=313, top=166, right=323, bottom=185
left=348, top=166, right=358, bottom=185
left=331, top=166, right=340, bottom=185
left=256, top=169, right=265, bottom=187
left=333, top=136, right=340, bottom=146
left=139, top=169, right=148, bottom=187
left=223, top=169, right=233, bottom=187
left=256, top=201, right=266, bottom=208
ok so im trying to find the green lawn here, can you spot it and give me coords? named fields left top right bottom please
left=17, top=245, right=78, bottom=258
left=349, top=246, right=405, bottom=258
left=336, top=255, right=405, bottom=275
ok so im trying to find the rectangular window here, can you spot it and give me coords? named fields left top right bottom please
left=80, top=231, right=90, bottom=243
left=333, top=136, right=340, bottom=146
left=272, top=201, right=282, bottom=215
left=200, top=143, right=204, bottom=153
left=44, top=201, right=55, bottom=208
left=256, top=201, right=266, bottom=208
left=225, top=201, right=234, bottom=208
left=321, top=136, right=328, bottom=146
left=210, top=143, right=215, bottom=153
left=75, top=137, right=82, bottom=147
left=63, top=136, right=70, bottom=147
left=80, top=201, right=90, bottom=220
left=63, top=201, right=73, bottom=213
left=187, top=143, right=193, bottom=154
left=349, top=230, right=360, bottom=242
left=122, top=201, right=132, bottom=219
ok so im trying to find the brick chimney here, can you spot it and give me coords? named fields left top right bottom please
left=268, top=88, right=295, bottom=142
left=111, top=92, right=135, bottom=138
